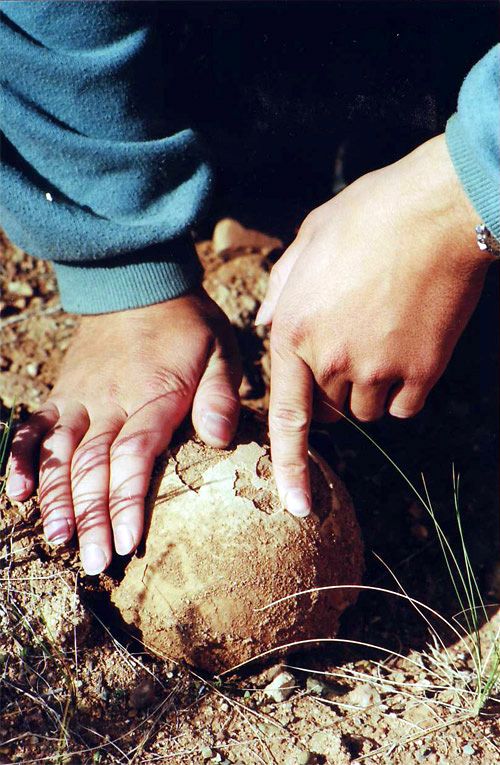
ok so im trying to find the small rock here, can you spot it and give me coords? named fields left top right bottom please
left=238, top=374, right=254, bottom=398
left=264, top=671, right=297, bottom=702
left=254, top=663, right=285, bottom=686
left=296, top=751, right=314, bottom=765
left=306, top=676, right=332, bottom=697
left=347, top=683, right=381, bottom=708
left=200, top=746, right=213, bottom=760
left=308, top=729, right=352, bottom=764
left=403, top=703, right=434, bottom=728
left=212, top=218, right=282, bottom=255
left=392, top=672, right=405, bottom=683
left=257, top=721, right=278, bottom=736
left=462, top=744, right=475, bottom=756
left=25, top=362, right=40, bottom=378
left=129, top=677, right=155, bottom=710
left=7, top=280, right=33, bottom=297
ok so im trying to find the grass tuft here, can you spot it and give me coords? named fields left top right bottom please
left=332, top=410, right=499, bottom=715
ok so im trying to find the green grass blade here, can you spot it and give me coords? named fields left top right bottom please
left=0, top=405, right=15, bottom=495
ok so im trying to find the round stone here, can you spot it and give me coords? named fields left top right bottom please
left=111, top=410, right=363, bottom=673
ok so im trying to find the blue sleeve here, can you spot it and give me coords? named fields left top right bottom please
left=0, top=1, right=212, bottom=314
left=446, top=45, right=500, bottom=240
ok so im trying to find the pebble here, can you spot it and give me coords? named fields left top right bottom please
left=348, top=683, right=381, bottom=708
left=7, top=280, right=33, bottom=297
left=305, top=676, right=332, bottom=697
left=25, top=362, right=40, bottom=378
left=462, top=744, right=475, bottom=756
left=392, top=672, right=405, bottom=683
left=264, top=671, right=297, bottom=702
left=212, top=218, right=282, bottom=255
left=296, top=751, right=314, bottom=765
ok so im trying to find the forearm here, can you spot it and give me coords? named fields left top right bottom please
left=0, top=1, right=210, bottom=314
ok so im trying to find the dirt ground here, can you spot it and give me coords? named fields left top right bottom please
left=0, top=224, right=499, bottom=764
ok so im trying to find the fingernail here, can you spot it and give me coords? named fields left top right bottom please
left=114, top=524, right=135, bottom=556
left=284, top=488, right=311, bottom=518
left=45, top=518, right=72, bottom=546
left=388, top=407, right=411, bottom=419
left=255, top=302, right=272, bottom=326
left=80, top=544, right=107, bottom=576
left=202, top=412, right=232, bottom=444
left=6, top=474, right=28, bottom=498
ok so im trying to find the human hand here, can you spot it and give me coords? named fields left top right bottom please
left=257, top=135, right=493, bottom=517
left=6, top=289, right=241, bottom=573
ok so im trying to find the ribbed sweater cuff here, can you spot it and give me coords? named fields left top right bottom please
left=53, top=238, right=203, bottom=315
left=445, top=113, right=500, bottom=241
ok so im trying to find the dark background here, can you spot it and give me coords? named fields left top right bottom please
left=161, top=0, right=500, bottom=231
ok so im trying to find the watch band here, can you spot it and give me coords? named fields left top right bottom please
left=475, top=224, right=500, bottom=259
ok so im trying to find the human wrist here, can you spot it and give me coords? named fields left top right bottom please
left=399, top=134, right=494, bottom=268
left=53, top=238, right=203, bottom=315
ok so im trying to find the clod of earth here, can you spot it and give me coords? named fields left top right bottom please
left=203, top=252, right=271, bottom=329
left=111, top=410, right=364, bottom=673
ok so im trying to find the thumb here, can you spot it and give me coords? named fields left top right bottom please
left=191, top=340, right=242, bottom=448
left=255, top=242, right=303, bottom=326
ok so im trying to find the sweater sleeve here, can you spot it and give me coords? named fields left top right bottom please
left=0, top=1, right=212, bottom=314
left=445, top=45, right=500, bottom=241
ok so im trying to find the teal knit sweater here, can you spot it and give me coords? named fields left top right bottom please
left=1, top=3, right=499, bottom=314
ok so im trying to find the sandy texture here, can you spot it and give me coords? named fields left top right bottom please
left=111, top=410, right=363, bottom=673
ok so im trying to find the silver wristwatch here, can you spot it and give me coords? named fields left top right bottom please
left=476, top=224, right=500, bottom=259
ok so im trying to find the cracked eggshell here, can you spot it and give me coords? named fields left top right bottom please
left=111, top=410, right=363, bottom=673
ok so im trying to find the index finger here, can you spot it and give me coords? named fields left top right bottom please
left=269, top=341, right=313, bottom=517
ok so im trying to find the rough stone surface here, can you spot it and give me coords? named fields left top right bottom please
left=111, top=410, right=363, bottom=673
left=264, top=671, right=297, bottom=702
